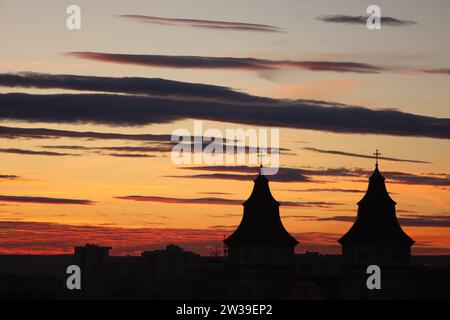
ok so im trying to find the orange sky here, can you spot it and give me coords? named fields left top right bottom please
left=0, top=0, right=449, bottom=255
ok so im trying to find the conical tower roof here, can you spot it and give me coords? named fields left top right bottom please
left=224, top=166, right=298, bottom=247
left=338, top=164, right=414, bottom=246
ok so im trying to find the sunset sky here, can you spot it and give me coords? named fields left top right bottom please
left=0, top=0, right=449, bottom=255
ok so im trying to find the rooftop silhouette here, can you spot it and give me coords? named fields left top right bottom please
left=224, top=164, right=298, bottom=247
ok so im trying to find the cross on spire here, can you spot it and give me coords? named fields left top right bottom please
left=257, top=150, right=266, bottom=176
left=373, top=149, right=381, bottom=167
left=258, top=151, right=265, bottom=168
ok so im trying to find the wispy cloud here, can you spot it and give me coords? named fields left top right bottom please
left=116, top=195, right=242, bottom=206
left=42, top=144, right=172, bottom=153
left=170, top=166, right=314, bottom=183
left=292, top=214, right=450, bottom=228
left=383, top=171, right=450, bottom=187
left=0, top=72, right=270, bottom=104
left=398, top=214, right=450, bottom=228
left=106, top=153, right=157, bottom=158
left=0, top=174, right=21, bottom=180
left=317, top=15, right=417, bottom=27
left=197, top=192, right=233, bottom=195
left=286, top=188, right=365, bottom=193
left=119, top=14, right=282, bottom=33
left=66, top=53, right=449, bottom=76
left=303, top=147, right=432, bottom=164
left=0, top=148, right=78, bottom=156
left=176, top=165, right=450, bottom=187
left=418, top=68, right=450, bottom=75
left=67, top=52, right=385, bottom=73
left=39, top=142, right=288, bottom=158
left=115, top=195, right=342, bottom=208
left=0, top=195, right=94, bottom=205
left=0, top=124, right=172, bottom=142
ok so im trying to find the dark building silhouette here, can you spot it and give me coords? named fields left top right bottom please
left=339, top=158, right=414, bottom=300
left=74, top=244, right=111, bottom=296
left=224, top=165, right=298, bottom=299
left=140, top=244, right=201, bottom=299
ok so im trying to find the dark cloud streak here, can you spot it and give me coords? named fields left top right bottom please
left=177, top=165, right=450, bottom=186
left=66, top=52, right=449, bottom=76
left=0, top=124, right=172, bottom=142
left=0, top=148, right=77, bottom=156
left=66, top=52, right=386, bottom=74
left=1, top=93, right=449, bottom=139
left=0, top=72, right=270, bottom=104
left=116, top=195, right=341, bottom=208
left=293, top=214, right=450, bottom=228
left=0, top=195, right=94, bottom=205
left=119, top=14, right=282, bottom=33
left=317, top=15, right=417, bottom=26
left=303, top=147, right=432, bottom=164
left=0, top=174, right=21, bottom=180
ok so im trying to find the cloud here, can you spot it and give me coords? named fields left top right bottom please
left=207, top=225, right=237, bottom=231
left=0, top=124, right=173, bottom=142
left=383, top=171, right=450, bottom=186
left=176, top=165, right=450, bottom=186
left=42, top=145, right=172, bottom=153
left=1, top=93, right=449, bottom=139
left=67, top=53, right=450, bottom=78
left=177, top=166, right=360, bottom=183
left=0, top=174, right=21, bottom=180
left=39, top=141, right=288, bottom=158
left=116, top=195, right=243, bottom=206
left=0, top=148, right=78, bottom=156
left=303, top=147, right=432, bottom=164
left=419, top=68, right=450, bottom=75
left=398, top=214, right=450, bottom=227
left=66, top=53, right=450, bottom=76
left=286, top=188, right=365, bottom=193
left=67, top=52, right=386, bottom=73
left=115, top=195, right=341, bottom=208
left=0, top=126, right=238, bottom=158
left=0, top=195, right=94, bottom=205
left=118, top=14, right=282, bottom=33
left=172, top=166, right=314, bottom=183
left=197, top=192, right=233, bottom=195
left=292, top=214, right=450, bottom=228
left=0, top=144, right=165, bottom=158
left=106, top=153, right=157, bottom=158
left=317, top=15, right=417, bottom=26
left=0, top=72, right=270, bottom=104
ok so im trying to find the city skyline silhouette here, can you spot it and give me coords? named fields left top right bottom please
left=1, top=160, right=449, bottom=300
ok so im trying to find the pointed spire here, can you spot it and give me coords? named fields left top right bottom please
left=224, top=163, right=298, bottom=246
left=338, top=162, right=414, bottom=246
left=246, top=162, right=275, bottom=205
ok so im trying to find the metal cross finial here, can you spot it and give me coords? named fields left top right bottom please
left=258, top=151, right=265, bottom=167
left=373, top=149, right=381, bottom=167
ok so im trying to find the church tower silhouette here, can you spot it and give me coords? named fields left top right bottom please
left=339, top=151, right=414, bottom=300
left=224, top=165, right=298, bottom=299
